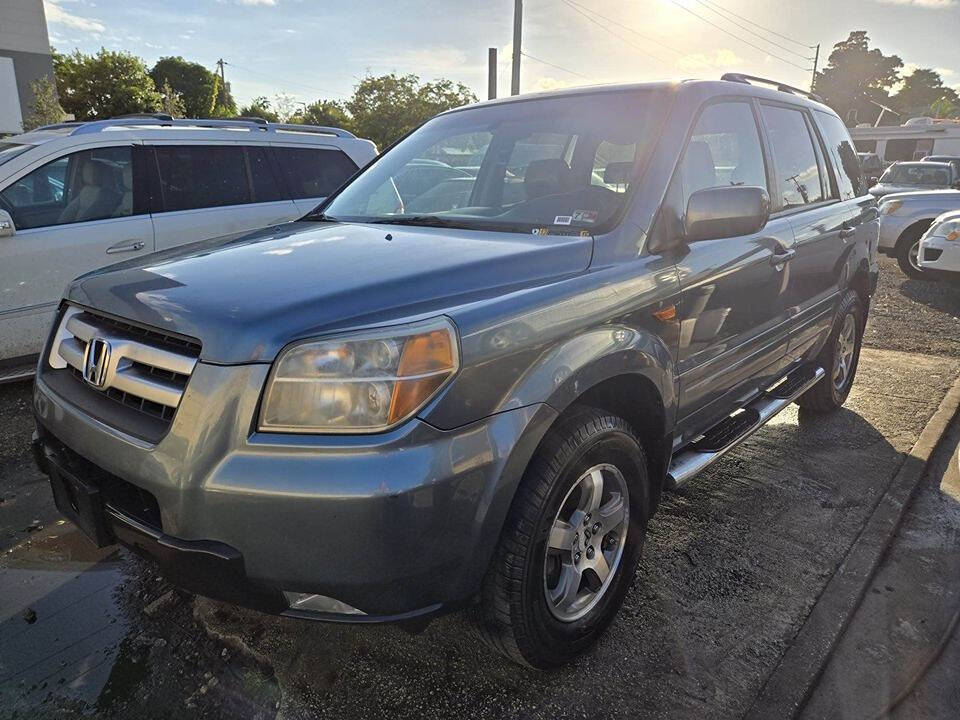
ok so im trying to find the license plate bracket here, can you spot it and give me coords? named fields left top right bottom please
left=47, top=458, right=114, bottom=548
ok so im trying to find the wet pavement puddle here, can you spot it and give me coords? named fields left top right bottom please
left=0, top=528, right=129, bottom=712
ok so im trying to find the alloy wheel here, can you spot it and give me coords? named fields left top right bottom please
left=833, top=312, right=857, bottom=391
left=543, top=463, right=629, bottom=622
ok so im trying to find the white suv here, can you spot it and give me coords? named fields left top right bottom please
left=0, top=115, right=377, bottom=378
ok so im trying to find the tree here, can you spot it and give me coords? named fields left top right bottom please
left=23, top=75, right=66, bottom=130
left=150, top=56, right=219, bottom=118
left=291, top=99, right=354, bottom=131
left=53, top=48, right=161, bottom=120
left=930, top=96, right=957, bottom=120
left=210, top=76, right=237, bottom=117
left=814, top=31, right=902, bottom=126
left=272, top=92, right=299, bottom=123
left=158, top=80, right=186, bottom=118
left=893, top=68, right=960, bottom=118
left=345, top=73, right=477, bottom=148
left=236, top=96, right=279, bottom=122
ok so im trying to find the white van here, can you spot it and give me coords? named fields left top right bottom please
left=850, top=117, right=960, bottom=166
left=0, top=116, right=377, bottom=378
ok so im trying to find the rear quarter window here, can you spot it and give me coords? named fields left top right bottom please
left=272, top=146, right=358, bottom=200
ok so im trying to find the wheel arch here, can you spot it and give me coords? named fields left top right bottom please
left=896, top=218, right=934, bottom=250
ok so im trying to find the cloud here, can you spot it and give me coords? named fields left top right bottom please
left=236, top=0, right=278, bottom=5
left=676, top=48, right=743, bottom=71
left=528, top=76, right=577, bottom=92
left=44, top=0, right=105, bottom=32
left=875, top=0, right=957, bottom=7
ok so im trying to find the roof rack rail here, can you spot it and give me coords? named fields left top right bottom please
left=721, top=73, right=823, bottom=103
left=64, top=117, right=356, bottom=138
left=232, top=116, right=268, bottom=125
left=113, top=113, right=174, bottom=121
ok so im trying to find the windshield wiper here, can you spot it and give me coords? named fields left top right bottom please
left=302, top=210, right=340, bottom=222
left=366, top=215, right=466, bottom=228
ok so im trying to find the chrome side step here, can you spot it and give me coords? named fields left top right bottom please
left=667, top=365, right=826, bottom=487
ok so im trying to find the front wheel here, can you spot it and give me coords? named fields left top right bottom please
left=797, top=290, right=864, bottom=412
left=896, top=227, right=928, bottom=279
left=476, top=407, right=649, bottom=668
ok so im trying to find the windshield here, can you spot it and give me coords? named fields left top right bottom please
left=0, top=142, right=31, bottom=167
left=321, top=90, right=666, bottom=234
left=880, top=163, right=951, bottom=186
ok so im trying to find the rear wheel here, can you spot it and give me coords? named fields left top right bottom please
left=476, top=407, right=649, bottom=668
left=797, top=290, right=864, bottom=412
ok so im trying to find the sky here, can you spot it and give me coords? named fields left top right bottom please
left=41, top=0, right=960, bottom=108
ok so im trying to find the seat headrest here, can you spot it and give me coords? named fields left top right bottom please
left=524, top=158, right=572, bottom=199
left=603, top=161, right=634, bottom=185
left=682, top=140, right=716, bottom=194
left=80, top=159, right=107, bottom=187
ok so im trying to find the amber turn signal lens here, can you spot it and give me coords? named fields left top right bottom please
left=388, top=329, right=457, bottom=423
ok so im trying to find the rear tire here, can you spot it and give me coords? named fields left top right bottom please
left=475, top=407, right=649, bottom=668
left=797, top=290, right=864, bottom=413
left=896, top=225, right=929, bottom=279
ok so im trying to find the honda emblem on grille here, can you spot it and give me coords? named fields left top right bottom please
left=83, top=337, right=111, bottom=388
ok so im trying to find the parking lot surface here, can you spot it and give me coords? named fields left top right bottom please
left=1, top=257, right=959, bottom=719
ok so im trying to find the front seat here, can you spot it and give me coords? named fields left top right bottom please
left=59, top=159, right=117, bottom=224
left=113, top=163, right=133, bottom=217
left=524, top=158, right=573, bottom=200
left=681, top=140, right=717, bottom=196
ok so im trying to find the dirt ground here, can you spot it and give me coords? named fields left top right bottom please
left=1, top=257, right=959, bottom=719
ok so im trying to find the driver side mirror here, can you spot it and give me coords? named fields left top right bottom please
left=683, top=186, right=770, bottom=242
left=0, top=209, right=14, bottom=239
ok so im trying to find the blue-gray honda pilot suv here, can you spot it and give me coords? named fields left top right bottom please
left=32, top=75, right=878, bottom=668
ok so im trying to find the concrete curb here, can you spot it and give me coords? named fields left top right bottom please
left=743, top=373, right=960, bottom=720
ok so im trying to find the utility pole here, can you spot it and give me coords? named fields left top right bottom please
left=216, top=58, right=227, bottom=90
left=510, top=0, right=522, bottom=96
left=488, top=48, right=497, bottom=100
left=810, top=44, right=819, bottom=93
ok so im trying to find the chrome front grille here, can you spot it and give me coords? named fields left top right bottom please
left=48, top=306, right=200, bottom=427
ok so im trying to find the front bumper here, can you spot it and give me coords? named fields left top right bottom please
left=33, top=362, right=555, bottom=620
left=918, top=237, right=960, bottom=274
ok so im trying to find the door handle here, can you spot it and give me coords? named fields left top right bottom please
left=106, top=240, right=145, bottom=254
left=839, top=225, right=856, bottom=239
left=771, top=247, right=796, bottom=267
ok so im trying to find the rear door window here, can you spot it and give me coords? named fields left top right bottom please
left=272, top=146, right=358, bottom=200
left=814, top=111, right=866, bottom=198
left=155, top=145, right=250, bottom=211
left=759, top=104, right=826, bottom=211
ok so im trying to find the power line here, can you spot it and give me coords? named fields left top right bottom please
left=697, top=0, right=813, bottom=49
left=520, top=50, right=591, bottom=79
left=221, top=61, right=352, bottom=99
left=562, top=0, right=685, bottom=56
left=559, top=0, right=671, bottom=67
left=666, top=0, right=812, bottom=71
left=690, top=0, right=812, bottom=60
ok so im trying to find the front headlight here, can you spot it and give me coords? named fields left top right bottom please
left=879, top=199, right=902, bottom=216
left=929, top=218, right=960, bottom=241
left=259, top=317, right=459, bottom=433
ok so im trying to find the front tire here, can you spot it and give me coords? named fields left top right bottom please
left=896, top=225, right=929, bottom=279
left=797, top=290, right=864, bottom=412
left=476, top=407, right=649, bottom=668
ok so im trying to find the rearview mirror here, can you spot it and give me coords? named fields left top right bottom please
left=683, top=186, right=770, bottom=242
left=0, top=210, right=14, bottom=239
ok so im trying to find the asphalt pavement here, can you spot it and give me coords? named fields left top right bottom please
left=1, top=256, right=959, bottom=719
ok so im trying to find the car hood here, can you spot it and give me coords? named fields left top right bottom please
left=877, top=188, right=960, bottom=204
left=66, top=221, right=593, bottom=363
left=870, top=183, right=951, bottom=198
